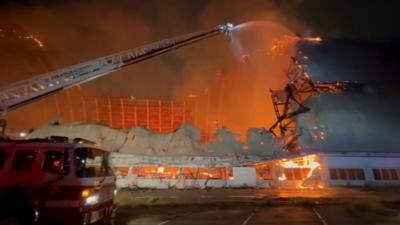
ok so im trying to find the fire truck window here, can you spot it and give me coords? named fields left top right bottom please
left=43, top=151, right=64, bottom=174
left=0, top=151, right=5, bottom=169
left=75, top=148, right=107, bottom=178
left=12, top=151, right=36, bottom=171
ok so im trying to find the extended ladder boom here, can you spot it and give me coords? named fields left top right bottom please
left=0, top=23, right=234, bottom=114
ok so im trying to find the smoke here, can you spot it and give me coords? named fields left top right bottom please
left=296, top=39, right=400, bottom=153
left=2, top=0, right=399, bottom=135
left=174, top=21, right=297, bottom=139
left=0, top=0, right=307, bottom=95
left=0, top=0, right=300, bottom=132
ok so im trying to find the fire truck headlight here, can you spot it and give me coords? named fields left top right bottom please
left=85, top=194, right=100, bottom=205
left=81, top=189, right=91, bottom=198
left=34, top=209, right=39, bottom=222
left=114, top=189, right=117, bottom=196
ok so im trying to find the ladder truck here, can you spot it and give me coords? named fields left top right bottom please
left=0, top=23, right=234, bottom=225
left=0, top=23, right=234, bottom=114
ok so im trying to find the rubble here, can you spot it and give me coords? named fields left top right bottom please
left=28, top=121, right=281, bottom=158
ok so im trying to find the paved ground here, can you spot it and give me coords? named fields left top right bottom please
left=115, top=205, right=400, bottom=225
left=115, top=188, right=400, bottom=206
left=114, top=188, right=400, bottom=225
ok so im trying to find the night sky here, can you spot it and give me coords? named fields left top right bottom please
left=1, top=0, right=400, bottom=97
left=1, top=0, right=400, bottom=139
left=297, top=39, right=400, bottom=153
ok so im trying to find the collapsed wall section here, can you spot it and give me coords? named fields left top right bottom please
left=28, top=122, right=281, bottom=157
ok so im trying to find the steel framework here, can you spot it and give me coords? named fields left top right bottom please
left=269, top=57, right=360, bottom=152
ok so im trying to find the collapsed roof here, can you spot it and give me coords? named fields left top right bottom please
left=27, top=122, right=281, bottom=158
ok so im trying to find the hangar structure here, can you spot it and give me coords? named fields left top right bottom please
left=4, top=20, right=400, bottom=189
left=263, top=39, right=400, bottom=188
left=24, top=38, right=400, bottom=189
left=284, top=39, right=400, bottom=153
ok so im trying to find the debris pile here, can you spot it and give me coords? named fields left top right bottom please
left=28, top=122, right=281, bottom=157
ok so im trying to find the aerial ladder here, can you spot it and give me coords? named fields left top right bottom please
left=0, top=23, right=234, bottom=114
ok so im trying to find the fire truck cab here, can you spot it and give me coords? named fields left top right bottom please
left=0, top=138, right=116, bottom=225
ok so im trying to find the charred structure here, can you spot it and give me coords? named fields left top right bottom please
left=270, top=39, right=400, bottom=153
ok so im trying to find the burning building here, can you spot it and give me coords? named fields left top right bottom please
left=265, top=38, right=400, bottom=187
left=296, top=39, right=400, bottom=153
left=4, top=19, right=400, bottom=188
left=260, top=152, right=400, bottom=188
left=24, top=36, right=400, bottom=189
left=2, top=21, right=293, bottom=189
left=27, top=121, right=281, bottom=189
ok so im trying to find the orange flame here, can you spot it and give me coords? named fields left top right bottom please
left=278, top=173, right=286, bottom=181
left=302, top=36, right=322, bottom=44
left=269, top=35, right=300, bottom=56
left=277, top=154, right=322, bottom=188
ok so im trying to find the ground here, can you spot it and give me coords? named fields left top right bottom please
left=113, top=188, right=400, bottom=225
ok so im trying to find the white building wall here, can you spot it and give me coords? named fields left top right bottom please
left=116, top=167, right=257, bottom=189
left=318, top=153, right=400, bottom=187
left=231, top=167, right=257, bottom=187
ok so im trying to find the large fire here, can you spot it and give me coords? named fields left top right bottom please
left=277, top=154, right=323, bottom=188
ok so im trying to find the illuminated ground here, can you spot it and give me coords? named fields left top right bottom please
left=115, top=205, right=400, bottom=225
left=115, top=188, right=400, bottom=205
left=114, top=188, right=400, bottom=225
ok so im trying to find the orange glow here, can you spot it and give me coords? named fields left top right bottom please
left=157, top=167, right=165, bottom=173
left=302, top=36, right=322, bottom=44
left=24, top=34, right=44, bottom=48
left=269, top=35, right=300, bottom=56
left=277, top=154, right=323, bottom=188
left=113, top=166, right=129, bottom=176
left=130, top=166, right=229, bottom=180
left=279, top=154, right=320, bottom=168
left=278, top=173, right=286, bottom=181
left=6, top=22, right=300, bottom=142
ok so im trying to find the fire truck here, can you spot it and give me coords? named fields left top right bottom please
left=0, top=23, right=234, bottom=225
left=0, top=138, right=115, bottom=225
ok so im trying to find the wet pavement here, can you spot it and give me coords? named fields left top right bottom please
left=114, top=188, right=400, bottom=225
left=115, top=188, right=400, bottom=206
left=115, top=205, right=400, bottom=225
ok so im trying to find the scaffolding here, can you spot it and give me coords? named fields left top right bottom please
left=57, top=93, right=195, bottom=133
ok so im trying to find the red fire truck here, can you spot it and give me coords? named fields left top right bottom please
left=0, top=138, right=116, bottom=225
